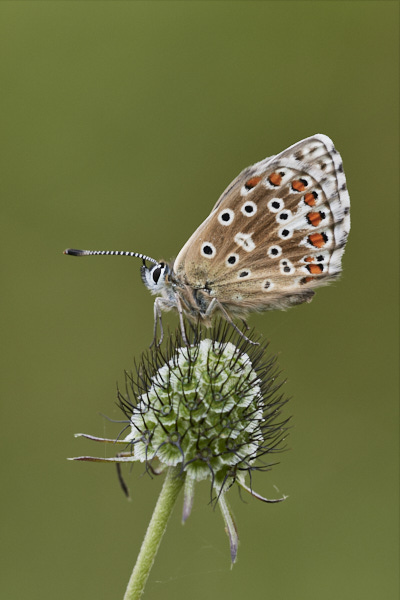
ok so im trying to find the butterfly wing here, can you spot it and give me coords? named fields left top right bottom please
left=173, top=134, right=350, bottom=313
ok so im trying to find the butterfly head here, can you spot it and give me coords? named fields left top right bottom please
left=141, top=261, right=170, bottom=296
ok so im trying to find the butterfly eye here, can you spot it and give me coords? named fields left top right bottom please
left=218, top=209, right=234, bottom=226
left=141, top=262, right=167, bottom=293
left=151, top=266, right=162, bottom=283
left=201, top=242, right=216, bottom=258
left=241, top=201, right=257, bottom=217
left=151, top=262, right=166, bottom=284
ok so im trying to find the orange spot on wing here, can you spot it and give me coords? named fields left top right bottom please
left=292, top=178, right=307, bottom=192
left=308, top=232, right=327, bottom=248
left=268, top=172, right=282, bottom=186
left=245, top=175, right=263, bottom=189
left=304, top=256, right=314, bottom=263
left=304, top=192, right=317, bottom=206
left=307, top=211, right=323, bottom=227
left=307, top=264, right=323, bottom=274
left=301, top=276, right=314, bottom=284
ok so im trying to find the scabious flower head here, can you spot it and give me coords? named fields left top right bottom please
left=74, top=321, right=289, bottom=562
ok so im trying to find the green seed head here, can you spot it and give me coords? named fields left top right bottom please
left=122, top=327, right=287, bottom=494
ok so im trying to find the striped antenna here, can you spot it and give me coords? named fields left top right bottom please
left=63, top=248, right=158, bottom=265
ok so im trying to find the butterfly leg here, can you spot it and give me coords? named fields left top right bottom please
left=209, top=299, right=258, bottom=345
left=175, top=296, right=189, bottom=346
left=240, top=318, right=250, bottom=331
left=151, top=298, right=164, bottom=347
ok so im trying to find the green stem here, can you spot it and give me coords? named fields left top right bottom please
left=123, top=466, right=185, bottom=600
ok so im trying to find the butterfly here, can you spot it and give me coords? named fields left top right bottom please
left=65, top=134, right=350, bottom=345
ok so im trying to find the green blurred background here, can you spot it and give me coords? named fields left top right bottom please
left=1, top=2, right=398, bottom=599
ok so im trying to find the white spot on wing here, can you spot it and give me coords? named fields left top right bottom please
left=261, top=279, right=274, bottom=291
left=278, top=227, right=293, bottom=240
left=234, top=232, right=255, bottom=252
left=241, top=201, right=257, bottom=217
left=276, top=209, right=292, bottom=223
left=225, top=253, right=239, bottom=267
left=237, top=269, right=251, bottom=279
left=267, top=245, right=282, bottom=258
left=280, top=259, right=295, bottom=275
left=217, top=208, right=235, bottom=226
left=268, top=198, right=284, bottom=213
left=200, top=242, right=216, bottom=258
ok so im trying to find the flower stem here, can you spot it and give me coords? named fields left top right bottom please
left=123, top=466, right=185, bottom=600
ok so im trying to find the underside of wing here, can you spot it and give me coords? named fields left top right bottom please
left=173, top=134, right=350, bottom=311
